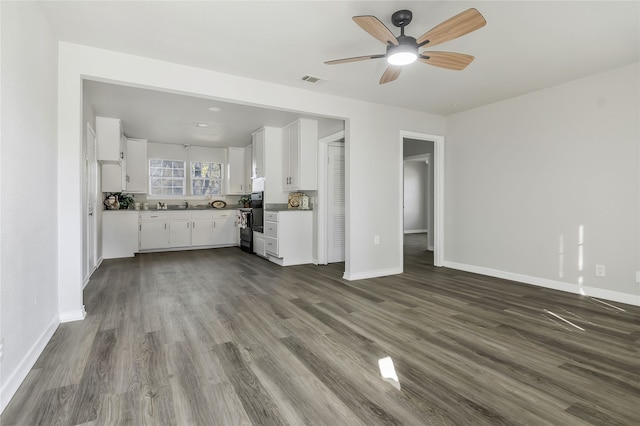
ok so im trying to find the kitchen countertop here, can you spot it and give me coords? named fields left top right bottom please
left=104, top=207, right=240, bottom=212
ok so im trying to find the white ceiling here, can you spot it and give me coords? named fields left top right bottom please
left=83, top=80, right=344, bottom=147
left=42, top=1, right=639, bottom=146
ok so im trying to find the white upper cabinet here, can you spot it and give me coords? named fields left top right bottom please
left=282, top=118, right=318, bottom=191
left=126, top=138, right=148, bottom=193
left=96, top=116, right=124, bottom=164
left=244, top=144, right=252, bottom=193
left=251, top=128, right=265, bottom=179
left=226, top=147, right=246, bottom=195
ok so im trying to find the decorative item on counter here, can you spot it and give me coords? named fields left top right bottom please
left=156, top=202, right=167, bottom=210
left=143, top=202, right=149, bottom=210
left=238, top=195, right=251, bottom=208
left=288, top=192, right=303, bottom=209
left=211, top=200, right=226, bottom=209
left=300, top=193, right=310, bottom=210
left=134, top=202, right=141, bottom=210
left=103, top=194, right=119, bottom=210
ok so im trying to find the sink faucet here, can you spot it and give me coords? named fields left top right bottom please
left=184, top=201, right=189, bottom=209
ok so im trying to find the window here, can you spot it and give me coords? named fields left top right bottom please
left=149, top=159, right=186, bottom=196
left=191, top=161, right=223, bottom=197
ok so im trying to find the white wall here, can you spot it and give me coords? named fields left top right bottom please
left=0, top=1, right=60, bottom=411
left=445, top=63, right=640, bottom=305
left=403, top=161, right=427, bottom=232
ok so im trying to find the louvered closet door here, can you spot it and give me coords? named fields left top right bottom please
left=327, top=144, right=345, bottom=263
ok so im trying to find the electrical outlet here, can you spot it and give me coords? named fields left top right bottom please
left=595, top=264, right=606, bottom=277
left=0, top=336, right=4, bottom=362
left=374, top=235, right=380, bottom=245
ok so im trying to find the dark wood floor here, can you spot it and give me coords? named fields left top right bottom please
left=3, top=234, right=639, bottom=425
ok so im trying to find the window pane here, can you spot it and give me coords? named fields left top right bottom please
left=149, top=159, right=186, bottom=196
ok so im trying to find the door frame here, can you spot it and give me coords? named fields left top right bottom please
left=316, top=130, right=345, bottom=265
left=84, top=122, right=98, bottom=285
left=400, top=131, right=444, bottom=266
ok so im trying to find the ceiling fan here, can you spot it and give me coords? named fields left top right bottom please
left=325, top=8, right=486, bottom=84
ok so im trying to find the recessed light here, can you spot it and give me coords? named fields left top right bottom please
left=208, top=106, right=222, bottom=112
left=195, top=123, right=209, bottom=128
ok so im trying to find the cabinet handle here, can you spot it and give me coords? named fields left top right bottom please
left=120, top=151, right=124, bottom=159
left=164, top=223, right=167, bottom=230
left=214, top=222, right=216, bottom=228
left=187, top=222, right=190, bottom=229
left=139, top=224, right=141, bottom=231
left=192, top=222, right=195, bottom=228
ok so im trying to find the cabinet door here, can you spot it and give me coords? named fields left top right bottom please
left=101, top=163, right=126, bottom=192
left=169, top=219, right=191, bottom=248
left=140, top=221, right=169, bottom=250
left=282, top=124, right=291, bottom=189
left=288, top=122, right=300, bottom=188
left=244, top=145, right=252, bottom=193
left=213, top=216, right=237, bottom=246
left=126, top=139, right=148, bottom=193
left=96, top=117, right=123, bottom=162
left=227, top=147, right=246, bottom=195
left=252, top=129, right=265, bottom=178
left=191, top=218, right=214, bottom=246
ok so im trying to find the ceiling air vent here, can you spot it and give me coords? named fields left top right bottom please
left=302, top=75, right=324, bottom=83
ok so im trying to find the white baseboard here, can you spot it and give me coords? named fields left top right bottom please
left=443, top=261, right=640, bottom=307
left=404, top=229, right=428, bottom=234
left=59, top=306, right=86, bottom=323
left=0, top=315, right=60, bottom=413
left=343, top=267, right=403, bottom=281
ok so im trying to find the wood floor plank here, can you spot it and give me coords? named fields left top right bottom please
left=2, top=235, right=639, bottom=425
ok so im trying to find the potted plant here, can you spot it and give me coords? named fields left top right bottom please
left=238, top=195, right=251, bottom=208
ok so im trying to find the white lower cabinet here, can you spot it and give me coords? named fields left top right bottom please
left=212, top=212, right=237, bottom=246
left=139, top=212, right=170, bottom=250
left=169, top=215, right=191, bottom=248
left=191, top=213, right=214, bottom=247
left=102, top=211, right=139, bottom=259
left=263, top=210, right=313, bottom=266
left=139, top=210, right=237, bottom=251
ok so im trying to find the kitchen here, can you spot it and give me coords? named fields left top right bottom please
left=86, top=80, right=345, bottom=281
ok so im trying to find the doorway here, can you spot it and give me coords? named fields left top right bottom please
left=400, top=132, right=444, bottom=267
left=317, top=130, right=346, bottom=266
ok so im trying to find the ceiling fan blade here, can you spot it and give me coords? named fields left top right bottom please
left=353, top=15, right=399, bottom=45
left=419, top=52, right=474, bottom=70
left=379, top=65, right=402, bottom=84
left=325, top=54, right=385, bottom=65
left=416, top=8, right=486, bottom=48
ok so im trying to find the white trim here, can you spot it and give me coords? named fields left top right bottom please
left=59, top=306, right=87, bottom=323
left=317, top=130, right=345, bottom=266
left=0, top=315, right=59, bottom=413
left=343, top=267, right=403, bottom=281
left=404, top=229, right=428, bottom=234
left=444, top=261, right=640, bottom=307
left=400, top=131, right=445, bottom=267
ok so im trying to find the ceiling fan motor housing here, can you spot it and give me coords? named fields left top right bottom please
left=391, top=10, right=413, bottom=28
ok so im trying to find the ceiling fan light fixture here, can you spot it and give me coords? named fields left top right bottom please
left=386, top=44, right=418, bottom=65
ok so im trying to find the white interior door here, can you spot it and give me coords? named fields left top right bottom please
left=327, top=144, right=345, bottom=263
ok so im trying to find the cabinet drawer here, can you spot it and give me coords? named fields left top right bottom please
left=265, top=211, right=278, bottom=222
left=139, top=212, right=165, bottom=221
left=212, top=210, right=235, bottom=219
left=265, top=236, right=279, bottom=256
left=264, top=221, right=278, bottom=238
